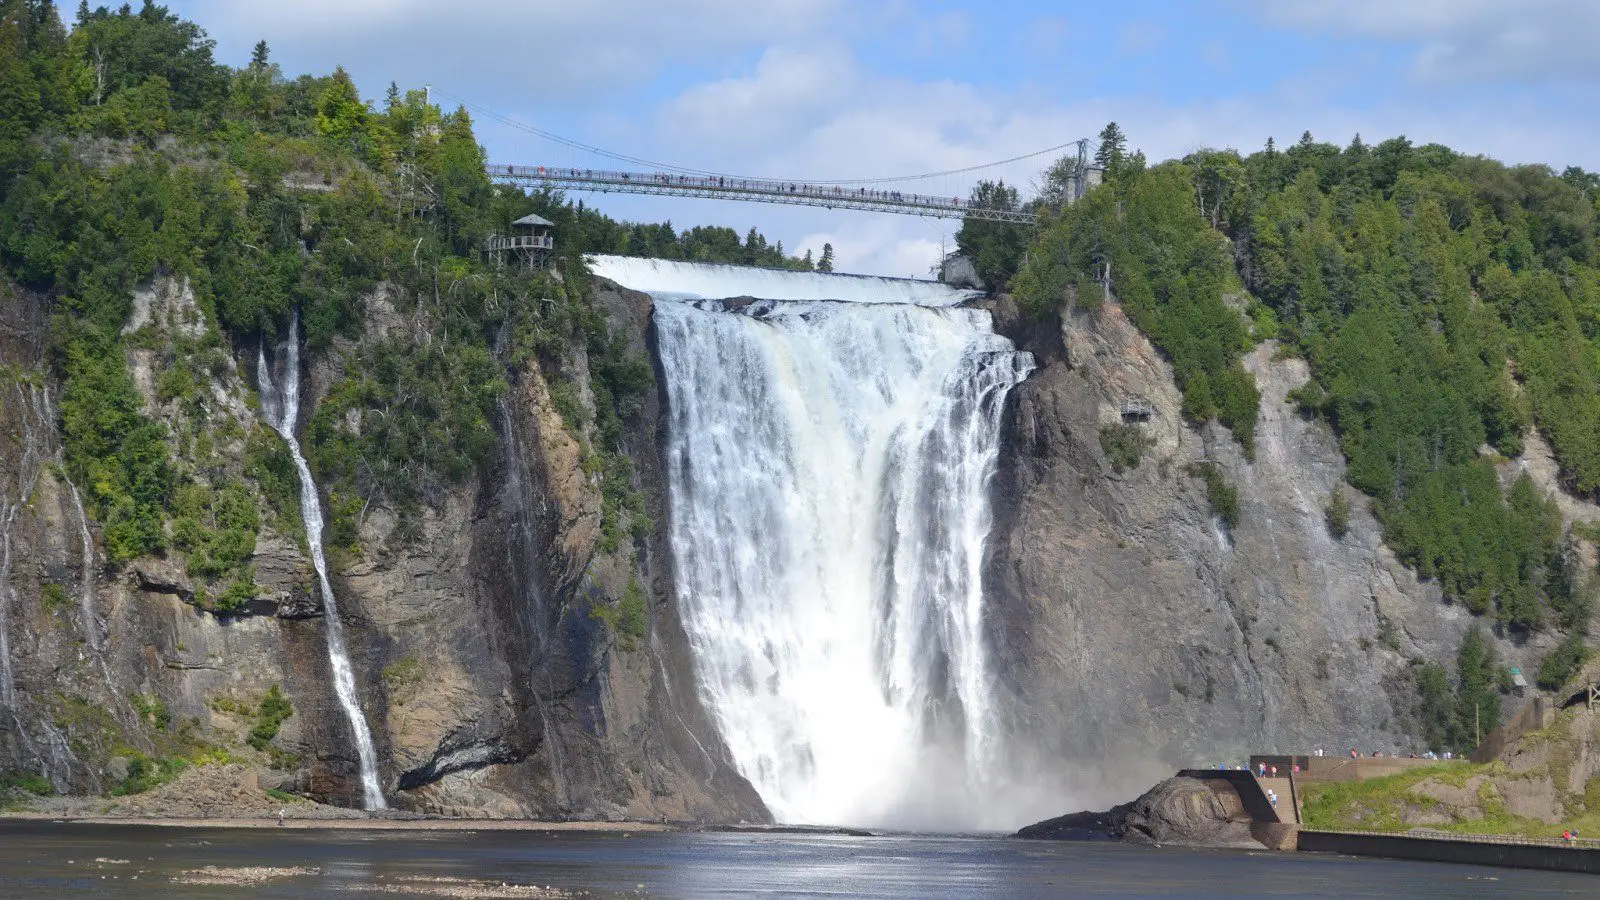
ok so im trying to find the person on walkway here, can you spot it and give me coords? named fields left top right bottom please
left=277, top=808, right=286, bottom=827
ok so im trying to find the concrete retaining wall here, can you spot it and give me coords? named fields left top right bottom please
left=1176, top=769, right=1282, bottom=823
left=1299, top=830, right=1600, bottom=874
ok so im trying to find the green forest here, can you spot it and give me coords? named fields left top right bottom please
left=986, top=123, right=1600, bottom=748
left=0, top=0, right=816, bottom=606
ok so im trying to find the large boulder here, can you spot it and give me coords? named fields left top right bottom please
left=940, top=253, right=984, bottom=290
left=1019, top=776, right=1264, bottom=849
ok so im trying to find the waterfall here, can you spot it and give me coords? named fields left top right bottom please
left=66, top=483, right=100, bottom=652
left=257, top=315, right=386, bottom=811
left=1, top=383, right=51, bottom=711
left=643, top=270, right=1033, bottom=829
left=0, top=501, right=19, bottom=711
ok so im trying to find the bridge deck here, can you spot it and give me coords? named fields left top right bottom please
left=489, top=164, right=1038, bottom=224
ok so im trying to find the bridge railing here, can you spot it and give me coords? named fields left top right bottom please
left=486, top=235, right=553, bottom=252
left=489, top=164, right=1039, bottom=225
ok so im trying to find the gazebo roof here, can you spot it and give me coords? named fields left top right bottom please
left=512, top=213, right=555, bottom=228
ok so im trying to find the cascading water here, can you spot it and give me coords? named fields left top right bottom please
left=257, top=315, right=386, bottom=811
left=66, top=483, right=100, bottom=652
left=635, top=261, right=1035, bottom=830
left=1, top=383, right=50, bottom=711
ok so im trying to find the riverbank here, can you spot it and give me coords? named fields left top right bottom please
left=0, top=812, right=674, bottom=831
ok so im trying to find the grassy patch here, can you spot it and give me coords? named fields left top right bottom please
left=382, top=656, right=424, bottom=706
left=247, top=685, right=293, bottom=751
left=0, top=772, right=54, bottom=809
left=265, top=787, right=307, bottom=804
left=590, top=577, right=649, bottom=652
left=41, top=582, right=71, bottom=613
left=1300, top=765, right=1478, bottom=831
left=1301, top=759, right=1600, bottom=840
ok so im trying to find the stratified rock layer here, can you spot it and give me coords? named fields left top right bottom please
left=984, top=296, right=1550, bottom=811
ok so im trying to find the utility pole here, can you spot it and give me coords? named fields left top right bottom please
left=1075, top=138, right=1089, bottom=201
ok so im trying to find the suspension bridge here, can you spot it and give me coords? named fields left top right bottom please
left=487, top=164, right=1043, bottom=224
left=430, top=88, right=1095, bottom=226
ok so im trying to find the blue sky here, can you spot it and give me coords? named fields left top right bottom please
left=168, top=0, right=1600, bottom=276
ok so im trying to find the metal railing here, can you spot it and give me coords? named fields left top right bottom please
left=485, top=235, right=554, bottom=251
left=488, top=164, right=1039, bottom=225
left=1303, top=827, right=1600, bottom=850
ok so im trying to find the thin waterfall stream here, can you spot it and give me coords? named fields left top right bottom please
left=66, top=483, right=100, bottom=652
left=1, top=383, right=51, bottom=712
left=608, top=257, right=1036, bottom=830
left=258, top=315, right=386, bottom=811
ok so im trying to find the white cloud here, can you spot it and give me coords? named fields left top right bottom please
left=624, top=43, right=1600, bottom=275
left=1242, top=0, right=1600, bottom=83
left=178, top=0, right=847, bottom=100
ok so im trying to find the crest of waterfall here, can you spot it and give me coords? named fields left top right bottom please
left=650, top=287, right=1033, bottom=830
left=257, top=314, right=387, bottom=811
left=588, top=255, right=979, bottom=307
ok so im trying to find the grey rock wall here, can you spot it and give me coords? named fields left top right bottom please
left=983, top=296, right=1546, bottom=810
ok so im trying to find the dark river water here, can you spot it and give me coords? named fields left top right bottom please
left=0, top=822, right=1595, bottom=898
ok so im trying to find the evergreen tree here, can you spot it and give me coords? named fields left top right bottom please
left=1094, top=121, right=1126, bottom=170
left=249, top=38, right=268, bottom=69
left=818, top=242, right=834, bottom=273
left=0, top=0, right=40, bottom=174
left=955, top=179, right=1026, bottom=288
left=1414, top=662, right=1454, bottom=752
left=1455, top=626, right=1501, bottom=749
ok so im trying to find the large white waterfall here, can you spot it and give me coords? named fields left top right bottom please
left=258, top=316, right=386, bottom=811
left=627, top=259, right=1035, bottom=830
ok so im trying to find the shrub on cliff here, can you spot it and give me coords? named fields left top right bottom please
left=1187, top=462, right=1240, bottom=531
left=1098, top=422, right=1153, bottom=474
left=1536, top=633, right=1589, bottom=692
left=1325, top=488, right=1350, bottom=539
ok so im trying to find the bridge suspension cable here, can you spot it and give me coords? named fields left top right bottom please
left=429, top=86, right=1092, bottom=188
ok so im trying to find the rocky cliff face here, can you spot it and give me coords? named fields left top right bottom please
left=0, top=273, right=762, bottom=822
left=984, top=296, right=1556, bottom=809
left=3, top=266, right=1590, bottom=825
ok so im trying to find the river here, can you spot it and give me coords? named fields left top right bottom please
left=0, top=822, right=1591, bottom=898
